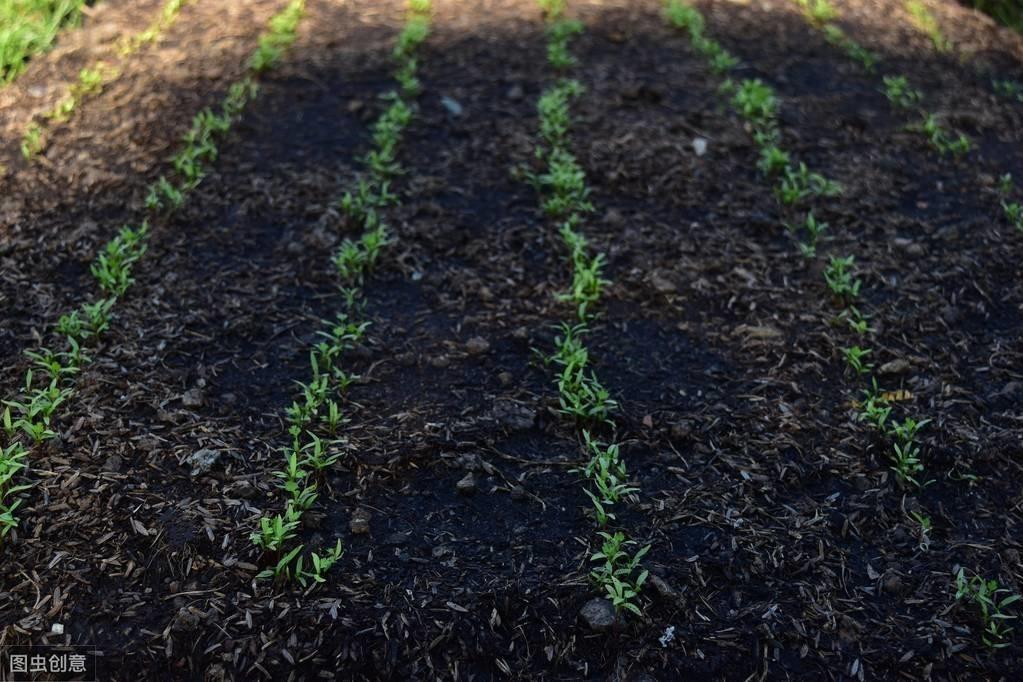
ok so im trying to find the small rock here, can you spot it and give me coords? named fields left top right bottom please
left=692, top=137, right=708, bottom=156
left=670, top=421, right=693, bottom=441
left=506, top=84, right=524, bottom=100
left=350, top=508, right=372, bottom=535
left=941, top=305, right=960, bottom=325
left=497, top=371, right=514, bottom=387
left=647, top=574, right=678, bottom=601
left=650, top=271, right=677, bottom=294
left=878, top=359, right=912, bottom=376
left=1002, top=548, right=1021, bottom=566
left=456, top=472, right=477, bottom=496
left=466, top=336, right=490, bottom=355
left=396, top=352, right=417, bottom=367
left=228, top=480, right=257, bottom=499
left=50, top=623, right=64, bottom=635
left=441, top=96, right=463, bottom=116
left=511, top=327, right=529, bottom=340
left=103, top=455, right=123, bottom=473
left=171, top=607, right=202, bottom=633
left=579, top=598, right=616, bottom=632
left=186, top=449, right=220, bottom=477
left=430, top=355, right=450, bottom=368
left=883, top=574, right=904, bottom=595
left=492, top=398, right=534, bottom=431
left=181, top=388, right=204, bottom=408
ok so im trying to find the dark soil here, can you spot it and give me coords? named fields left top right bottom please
left=2, top=0, right=1023, bottom=680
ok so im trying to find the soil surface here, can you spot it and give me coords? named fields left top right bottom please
left=2, top=0, right=1023, bottom=680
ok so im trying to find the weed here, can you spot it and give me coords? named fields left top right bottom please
left=538, top=148, right=593, bottom=218
left=858, top=381, right=892, bottom=431
left=890, top=441, right=925, bottom=487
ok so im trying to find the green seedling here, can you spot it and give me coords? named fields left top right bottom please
left=842, top=345, right=873, bottom=375
left=823, top=25, right=878, bottom=71
left=538, top=147, right=593, bottom=218
left=858, top=382, right=891, bottom=431
left=590, top=531, right=649, bottom=616
left=297, top=539, right=345, bottom=586
left=1002, top=201, right=1023, bottom=231
left=955, top=568, right=1020, bottom=648
left=890, top=440, right=925, bottom=487
left=889, top=416, right=929, bottom=445
left=790, top=211, right=827, bottom=258
left=906, top=0, right=950, bottom=52
left=795, top=0, right=836, bottom=24
left=883, top=75, right=922, bottom=109
left=549, top=323, right=617, bottom=422
left=557, top=223, right=608, bottom=319
left=824, top=255, right=860, bottom=300
left=146, top=176, right=184, bottom=211
left=920, top=113, right=971, bottom=157
left=302, top=434, right=342, bottom=472
left=777, top=162, right=841, bottom=205
left=994, top=79, right=1023, bottom=103
left=733, top=79, right=778, bottom=126
left=21, top=124, right=44, bottom=159
left=757, top=144, right=790, bottom=175
left=257, top=543, right=305, bottom=581
left=537, top=78, right=583, bottom=150
left=909, top=510, right=931, bottom=550
left=840, top=306, right=874, bottom=335
left=547, top=18, right=583, bottom=69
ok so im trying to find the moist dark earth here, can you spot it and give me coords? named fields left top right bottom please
left=2, top=0, right=1023, bottom=679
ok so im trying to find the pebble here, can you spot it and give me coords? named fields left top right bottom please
left=579, top=598, right=616, bottom=632
left=103, top=455, right=123, bottom=473
left=492, top=398, right=534, bottom=431
left=181, top=388, right=204, bottom=408
left=466, top=336, right=490, bottom=355
left=350, top=508, right=372, bottom=535
left=878, top=359, right=911, bottom=376
left=456, top=472, right=477, bottom=496
left=186, top=449, right=220, bottom=477
left=497, top=371, right=514, bottom=387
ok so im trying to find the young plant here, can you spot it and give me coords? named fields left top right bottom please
left=777, top=162, right=841, bottom=205
left=589, top=531, right=650, bottom=616
left=732, top=79, right=778, bottom=127
left=906, top=0, right=950, bottom=52
left=842, top=345, right=873, bottom=376
left=955, top=569, right=1020, bottom=648
left=297, top=540, right=345, bottom=586
left=883, top=75, right=922, bottom=109
left=823, top=255, right=861, bottom=300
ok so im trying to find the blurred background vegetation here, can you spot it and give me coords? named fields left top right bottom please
left=966, top=0, right=1023, bottom=31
